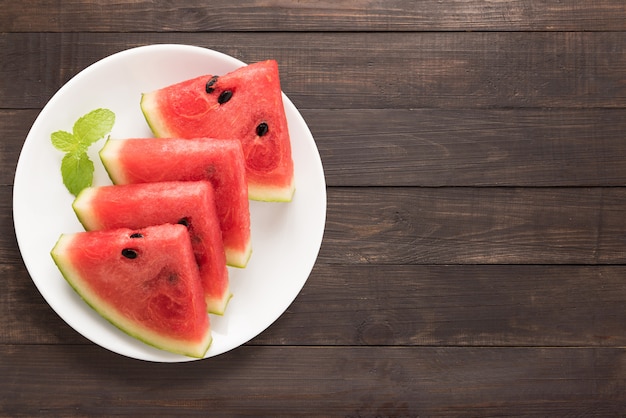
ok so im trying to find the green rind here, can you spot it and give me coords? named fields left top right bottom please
left=98, top=137, right=125, bottom=185
left=50, top=234, right=212, bottom=359
left=140, top=92, right=168, bottom=138
left=208, top=292, right=233, bottom=317
left=225, top=240, right=253, bottom=269
left=248, top=178, right=296, bottom=202
left=71, top=187, right=99, bottom=231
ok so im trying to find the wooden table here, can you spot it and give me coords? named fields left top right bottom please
left=2, top=1, right=626, bottom=415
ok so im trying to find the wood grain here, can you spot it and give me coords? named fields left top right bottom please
left=312, top=108, right=626, bottom=187
left=322, top=187, right=626, bottom=265
left=2, top=32, right=626, bottom=109
left=2, top=1, right=625, bottom=32
left=5, top=260, right=626, bottom=348
left=0, top=111, right=37, bottom=186
left=254, top=264, right=626, bottom=347
left=1, top=345, right=625, bottom=416
left=6, top=109, right=626, bottom=187
left=0, top=187, right=21, bottom=264
left=6, top=185, right=626, bottom=266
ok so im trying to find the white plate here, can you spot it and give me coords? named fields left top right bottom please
left=13, top=44, right=326, bottom=362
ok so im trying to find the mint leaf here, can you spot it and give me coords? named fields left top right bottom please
left=73, top=108, right=115, bottom=148
left=51, top=108, right=115, bottom=196
left=61, top=152, right=94, bottom=196
left=51, top=130, right=78, bottom=153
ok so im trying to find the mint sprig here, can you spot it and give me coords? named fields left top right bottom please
left=51, top=108, right=115, bottom=196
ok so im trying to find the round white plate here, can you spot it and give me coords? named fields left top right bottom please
left=13, top=44, right=326, bottom=362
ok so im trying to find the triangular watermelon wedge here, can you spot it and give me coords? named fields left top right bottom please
left=100, top=137, right=252, bottom=268
left=50, top=224, right=212, bottom=358
left=72, top=181, right=231, bottom=315
left=140, top=60, right=295, bottom=202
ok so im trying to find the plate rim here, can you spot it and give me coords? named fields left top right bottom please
left=12, top=43, right=326, bottom=362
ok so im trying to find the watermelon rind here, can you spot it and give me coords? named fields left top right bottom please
left=207, top=288, right=232, bottom=316
left=72, top=188, right=100, bottom=230
left=225, top=240, right=252, bottom=270
left=248, top=178, right=295, bottom=202
left=140, top=92, right=171, bottom=138
left=50, top=229, right=212, bottom=359
left=97, top=139, right=128, bottom=184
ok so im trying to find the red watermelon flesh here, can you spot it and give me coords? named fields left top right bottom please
left=99, top=137, right=252, bottom=268
left=50, top=224, right=212, bottom=358
left=140, top=60, right=295, bottom=202
left=72, top=181, right=231, bottom=315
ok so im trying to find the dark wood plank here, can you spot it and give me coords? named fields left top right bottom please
left=2, top=32, right=626, bottom=109
left=0, top=262, right=81, bottom=345
left=0, top=110, right=38, bottom=186
left=1, top=345, right=625, bottom=416
left=322, top=187, right=626, bottom=265
left=312, top=108, right=626, bottom=187
left=0, top=187, right=21, bottom=264
left=6, top=109, right=626, bottom=187
left=254, top=264, right=626, bottom=347
left=6, top=259, right=626, bottom=348
left=6, top=185, right=626, bottom=266
left=5, top=185, right=626, bottom=267
left=2, top=0, right=626, bottom=32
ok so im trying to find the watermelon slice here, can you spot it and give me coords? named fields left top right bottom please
left=100, top=137, right=252, bottom=268
left=140, top=60, right=295, bottom=202
left=72, top=181, right=231, bottom=315
left=50, top=224, right=212, bottom=358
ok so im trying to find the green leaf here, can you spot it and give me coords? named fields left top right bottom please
left=73, top=108, right=116, bottom=147
left=51, top=108, right=115, bottom=196
left=50, top=130, right=78, bottom=153
left=61, top=152, right=94, bottom=196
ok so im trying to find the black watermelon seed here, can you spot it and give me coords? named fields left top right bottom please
left=178, top=218, right=190, bottom=228
left=256, top=122, right=269, bottom=137
left=130, top=233, right=143, bottom=238
left=218, top=90, right=233, bottom=104
left=122, top=248, right=138, bottom=259
left=205, top=76, right=219, bottom=93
